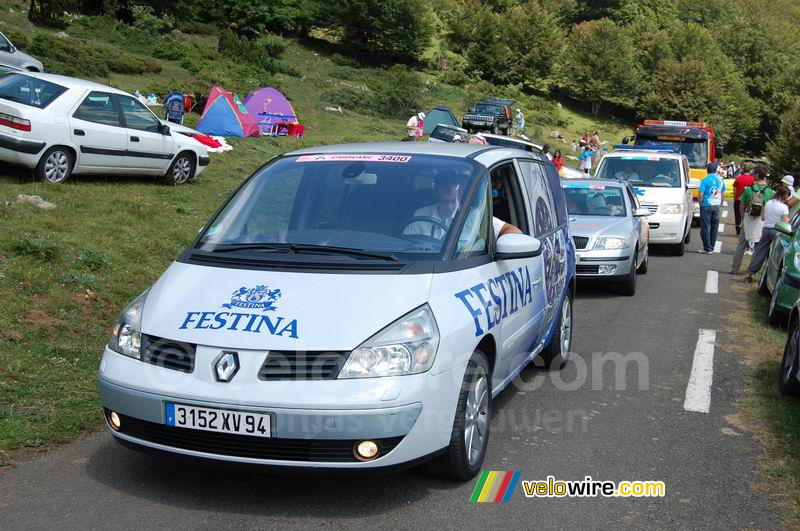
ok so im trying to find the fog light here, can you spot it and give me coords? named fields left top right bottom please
left=354, top=440, right=380, bottom=461
left=109, top=411, right=121, bottom=431
left=599, top=265, right=617, bottom=275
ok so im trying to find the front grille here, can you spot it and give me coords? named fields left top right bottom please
left=576, top=265, right=600, bottom=274
left=572, top=236, right=589, bottom=250
left=258, top=351, right=348, bottom=380
left=113, top=412, right=404, bottom=462
left=141, top=335, right=195, bottom=373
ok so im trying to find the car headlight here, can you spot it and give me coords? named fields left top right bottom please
left=108, top=290, right=149, bottom=360
left=661, top=203, right=683, bottom=214
left=339, top=305, right=440, bottom=378
left=593, top=237, right=628, bottom=250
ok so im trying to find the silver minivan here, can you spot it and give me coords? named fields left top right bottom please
left=0, top=32, right=44, bottom=72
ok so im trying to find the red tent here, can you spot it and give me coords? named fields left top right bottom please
left=196, top=86, right=260, bottom=138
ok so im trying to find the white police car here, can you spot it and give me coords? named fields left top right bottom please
left=99, top=143, right=575, bottom=480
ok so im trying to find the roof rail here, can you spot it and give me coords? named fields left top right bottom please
left=613, top=145, right=680, bottom=153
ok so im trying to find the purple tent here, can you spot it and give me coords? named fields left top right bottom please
left=244, top=87, right=298, bottom=135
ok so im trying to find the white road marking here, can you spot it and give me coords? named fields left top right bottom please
left=705, top=270, right=719, bottom=294
left=722, top=210, right=729, bottom=218
left=713, top=241, right=722, bottom=253
left=723, top=201, right=729, bottom=207
left=718, top=223, right=725, bottom=233
left=684, top=329, right=717, bottom=413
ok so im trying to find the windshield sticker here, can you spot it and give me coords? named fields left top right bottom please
left=633, top=188, right=646, bottom=196
left=620, top=156, right=662, bottom=161
left=455, top=266, right=534, bottom=337
left=563, top=183, right=606, bottom=190
left=179, top=284, right=298, bottom=339
left=296, top=154, right=412, bottom=163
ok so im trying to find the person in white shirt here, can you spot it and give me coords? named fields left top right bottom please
left=746, top=186, right=791, bottom=283
left=613, top=160, right=641, bottom=181
left=405, top=112, right=425, bottom=140
left=404, top=172, right=521, bottom=241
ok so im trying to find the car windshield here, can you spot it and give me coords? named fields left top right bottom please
left=595, top=156, right=682, bottom=188
left=0, top=73, right=67, bottom=109
left=634, top=137, right=708, bottom=168
left=563, top=183, right=627, bottom=217
left=196, top=154, right=486, bottom=260
left=430, top=126, right=466, bottom=142
left=470, top=103, right=502, bottom=115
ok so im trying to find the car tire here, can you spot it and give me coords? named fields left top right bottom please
left=670, top=240, right=685, bottom=256
left=619, top=251, right=637, bottom=296
left=492, top=123, right=499, bottom=135
left=767, top=277, right=788, bottom=327
left=779, top=316, right=800, bottom=396
left=35, top=146, right=73, bottom=184
left=165, top=152, right=195, bottom=185
left=539, top=290, right=573, bottom=370
left=422, top=349, right=491, bottom=481
left=637, top=245, right=649, bottom=274
left=758, top=271, right=771, bottom=297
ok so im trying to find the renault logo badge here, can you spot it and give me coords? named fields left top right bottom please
left=213, top=351, right=239, bottom=382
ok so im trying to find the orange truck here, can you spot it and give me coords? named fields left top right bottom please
left=623, top=120, right=730, bottom=223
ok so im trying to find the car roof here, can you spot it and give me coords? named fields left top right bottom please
left=12, top=71, right=126, bottom=94
left=561, top=178, right=627, bottom=188
left=480, top=133, right=543, bottom=150
left=602, top=150, right=686, bottom=160
left=288, top=142, right=502, bottom=159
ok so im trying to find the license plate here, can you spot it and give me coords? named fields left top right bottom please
left=165, top=403, right=271, bottom=437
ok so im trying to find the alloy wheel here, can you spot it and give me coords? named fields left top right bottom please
left=172, top=156, right=192, bottom=184
left=44, top=151, right=69, bottom=183
left=464, top=366, right=489, bottom=466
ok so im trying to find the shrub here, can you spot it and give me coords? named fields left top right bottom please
left=3, top=28, right=29, bottom=49
left=15, top=234, right=58, bottom=261
left=27, top=33, right=161, bottom=77
left=152, top=39, right=190, bottom=61
left=330, top=53, right=361, bottom=68
left=369, top=65, right=425, bottom=118
left=322, top=84, right=375, bottom=110
left=75, top=249, right=107, bottom=272
left=131, top=5, right=174, bottom=36
left=176, top=21, right=218, bottom=35
left=61, top=269, right=97, bottom=290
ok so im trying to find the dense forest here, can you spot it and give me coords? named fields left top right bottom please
left=23, top=0, right=800, bottom=170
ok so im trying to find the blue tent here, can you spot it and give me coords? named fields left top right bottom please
left=195, top=86, right=259, bottom=137
left=423, top=106, right=459, bottom=134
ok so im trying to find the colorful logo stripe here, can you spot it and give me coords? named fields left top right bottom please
left=469, top=471, right=521, bottom=502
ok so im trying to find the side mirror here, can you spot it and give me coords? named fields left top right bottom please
left=8, top=45, right=16, bottom=54
left=688, top=178, right=701, bottom=190
left=496, top=233, right=542, bottom=260
left=633, top=207, right=650, bottom=217
left=775, top=221, right=793, bottom=237
left=622, top=137, right=630, bottom=145
left=159, top=123, right=170, bottom=135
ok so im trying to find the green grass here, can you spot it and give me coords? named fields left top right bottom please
left=0, top=0, right=633, bottom=463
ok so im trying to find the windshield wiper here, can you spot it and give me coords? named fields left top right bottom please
left=289, top=244, right=398, bottom=261
left=207, top=243, right=293, bottom=253
left=206, top=242, right=397, bottom=261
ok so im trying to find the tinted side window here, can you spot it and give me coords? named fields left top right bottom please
left=518, top=160, right=557, bottom=237
left=74, top=91, right=121, bottom=127
left=118, top=95, right=160, bottom=132
left=455, top=175, right=489, bottom=259
left=0, top=33, right=10, bottom=51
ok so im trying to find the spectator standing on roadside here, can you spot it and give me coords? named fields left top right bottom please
left=590, top=130, right=600, bottom=150
left=698, top=162, right=726, bottom=253
left=746, top=186, right=791, bottom=283
left=731, top=168, right=773, bottom=274
left=785, top=175, right=800, bottom=217
left=552, top=149, right=564, bottom=173
left=732, top=165, right=754, bottom=235
left=782, top=175, right=796, bottom=195
left=514, top=108, right=525, bottom=136
left=571, top=139, right=578, bottom=153
left=541, top=144, right=553, bottom=161
left=580, top=132, right=589, bottom=149
left=578, top=145, right=594, bottom=174
left=405, top=112, right=425, bottom=141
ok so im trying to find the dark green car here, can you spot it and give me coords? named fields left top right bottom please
left=759, top=210, right=800, bottom=326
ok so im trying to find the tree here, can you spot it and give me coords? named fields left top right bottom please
left=767, top=101, right=800, bottom=177
left=506, top=1, right=567, bottom=92
left=326, top=0, right=434, bottom=63
left=557, top=18, right=643, bottom=115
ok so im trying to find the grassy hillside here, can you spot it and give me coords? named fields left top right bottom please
left=0, top=0, right=632, bottom=463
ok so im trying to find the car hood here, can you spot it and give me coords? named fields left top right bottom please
left=140, top=262, right=433, bottom=351
left=569, top=216, right=631, bottom=239
left=631, top=186, right=685, bottom=205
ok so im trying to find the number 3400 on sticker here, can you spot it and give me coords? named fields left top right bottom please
left=166, top=403, right=271, bottom=437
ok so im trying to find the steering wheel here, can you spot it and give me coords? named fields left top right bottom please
left=403, top=216, right=451, bottom=240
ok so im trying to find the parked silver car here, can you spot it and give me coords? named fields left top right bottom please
left=0, top=32, right=43, bottom=72
left=563, top=179, right=650, bottom=296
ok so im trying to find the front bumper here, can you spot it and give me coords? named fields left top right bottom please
left=646, top=213, right=686, bottom=244
left=575, top=248, right=633, bottom=278
left=98, top=346, right=463, bottom=468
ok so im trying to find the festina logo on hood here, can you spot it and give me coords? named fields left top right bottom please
left=179, top=285, right=299, bottom=339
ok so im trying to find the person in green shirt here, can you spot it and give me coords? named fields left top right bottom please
left=731, top=168, right=774, bottom=274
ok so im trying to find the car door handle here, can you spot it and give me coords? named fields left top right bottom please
left=74, top=129, right=85, bottom=136
left=130, top=136, right=140, bottom=142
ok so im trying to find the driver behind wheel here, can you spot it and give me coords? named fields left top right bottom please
left=403, top=170, right=521, bottom=239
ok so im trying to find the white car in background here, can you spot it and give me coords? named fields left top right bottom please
left=0, top=31, right=43, bottom=72
left=0, top=71, right=209, bottom=184
left=594, top=148, right=698, bottom=256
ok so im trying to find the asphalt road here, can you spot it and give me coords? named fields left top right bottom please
left=0, top=206, right=783, bottom=529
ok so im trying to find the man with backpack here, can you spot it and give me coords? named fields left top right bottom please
left=731, top=168, right=773, bottom=274
left=698, top=162, right=726, bottom=253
